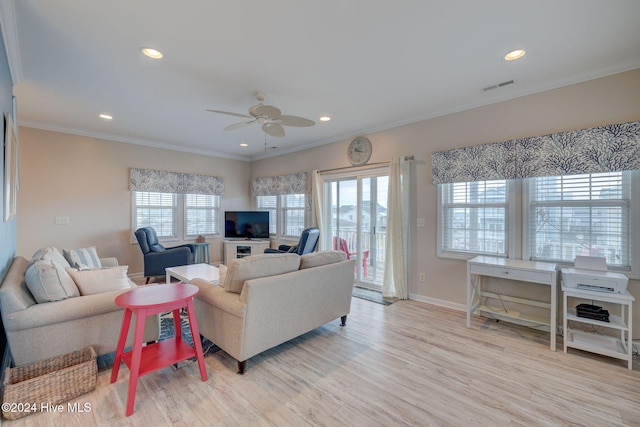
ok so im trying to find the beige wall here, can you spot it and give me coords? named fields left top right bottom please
left=251, top=69, right=640, bottom=336
left=17, top=128, right=251, bottom=273
left=17, top=69, right=640, bottom=337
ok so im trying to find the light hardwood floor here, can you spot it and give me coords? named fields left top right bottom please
left=3, top=297, right=639, bottom=426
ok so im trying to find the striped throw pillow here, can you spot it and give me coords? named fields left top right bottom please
left=63, top=246, right=102, bottom=269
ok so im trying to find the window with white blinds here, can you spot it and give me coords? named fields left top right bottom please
left=133, top=191, right=220, bottom=240
left=256, top=194, right=306, bottom=238
left=185, top=194, right=220, bottom=236
left=256, top=195, right=277, bottom=235
left=439, top=180, right=508, bottom=256
left=134, top=192, right=177, bottom=237
left=527, top=172, right=631, bottom=268
left=282, top=194, right=305, bottom=237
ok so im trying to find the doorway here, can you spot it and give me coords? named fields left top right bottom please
left=324, top=169, right=388, bottom=289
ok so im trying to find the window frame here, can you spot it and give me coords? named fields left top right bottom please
left=523, top=171, right=639, bottom=277
left=132, top=191, right=221, bottom=243
left=437, top=179, right=518, bottom=260
left=256, top=193, right=308, bottom=241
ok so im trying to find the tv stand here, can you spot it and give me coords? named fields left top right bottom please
left=223, top=239, right=270, bottom=264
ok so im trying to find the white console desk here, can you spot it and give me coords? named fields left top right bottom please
left=467, top=256, right=558, bottom=351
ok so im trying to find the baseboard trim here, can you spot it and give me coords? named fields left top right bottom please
left=409, top=293, right=466, bottom=312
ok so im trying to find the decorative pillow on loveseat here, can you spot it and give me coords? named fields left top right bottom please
left=63, top=246, right=102, bottom=269
left=28, top=246, right=71, bottom=269
left=25, top=259, right=80, bottom=303
left=224, top=253, right=300, bottom=294
left=66, top=265, right=131, bottom=295
left=300, top=251, right=347, bottom=269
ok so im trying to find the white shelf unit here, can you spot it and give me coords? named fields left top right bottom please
left=467, top=256, right=558, bottom=351
left=562, top=286, right=634, bottom=369
left=223, top=240, right=270, bottom=264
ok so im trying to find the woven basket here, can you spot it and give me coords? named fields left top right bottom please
left=2, top=346, right=97, bottom=420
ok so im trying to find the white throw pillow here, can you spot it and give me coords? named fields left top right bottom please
left=66, top=265, right=131, bottom=295
left=25, top=260, right=80, bottom=303
left=29, top=247, right=71, bottom=269
left=63, top=246, right=102, bottom=269
left=224, top=253, right=300, bottom=294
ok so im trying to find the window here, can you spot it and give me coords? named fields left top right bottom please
left=185, top=194, right=220, bottom=236
left=256, top=194, right=306, bottom=238
left=527, top=172, right=631, bottom=268
left=133, top=191, right=220, bottom=240
left=134, top=192, right=177, bottom=237
left=439, top=180, right=509, bottom=257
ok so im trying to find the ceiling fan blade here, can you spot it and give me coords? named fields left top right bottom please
left=255, top=104, right=281, bottom=118
left=262, top=123, right=285, bottom=137
left=207, top=109, right=252, bottom=119
left=225, top=120, right=255, bottom=131
left=278, top=115, right=315, bottom=127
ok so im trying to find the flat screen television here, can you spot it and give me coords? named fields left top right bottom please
left=224, top=211, right=270, bottom=239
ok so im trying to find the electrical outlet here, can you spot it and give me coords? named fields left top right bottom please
left=417, top=218, right=425, bottom=227
left=54, top=216, right=70, bottom=225
left=419, top=273, right=426, bottom=282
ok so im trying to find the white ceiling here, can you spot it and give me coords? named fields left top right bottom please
left=3, top=0, right=640, bottom=161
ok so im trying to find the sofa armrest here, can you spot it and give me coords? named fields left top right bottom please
left=3, top=288, right=134, bottom=332
left=191, top=279, right=246, bottom=318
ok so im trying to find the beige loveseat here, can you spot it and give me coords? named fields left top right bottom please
left=191, top=251, right=354, bottom=373
left=0, top=248, right=160, bottom=366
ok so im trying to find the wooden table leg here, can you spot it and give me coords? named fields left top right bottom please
left=186, top=299, right=208, bottom=381
left=110, top=308, right=132, bottom=383
left=126, top=308, right=148, bottom=416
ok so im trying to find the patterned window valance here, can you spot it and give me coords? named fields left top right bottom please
left=129, top=168, right=225, bottom=196
left=432, top=121, right=640, bottom=184
left=252, top=172, right=309, bottom=196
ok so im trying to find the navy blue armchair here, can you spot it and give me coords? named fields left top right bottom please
left=135, top=226, right=195, bottom=283
left=264, top=227, right=320, bottom=255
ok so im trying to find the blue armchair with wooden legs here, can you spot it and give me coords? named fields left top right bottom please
left=264, top=227, right=320, bottom=255
left=135, top=226, right=195, bottom=283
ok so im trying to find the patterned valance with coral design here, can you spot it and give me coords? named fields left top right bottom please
left=129, top=168, right=225, bottom=195
left=252, top=172, right=309, bottom=196
left=432, top=121, right=640, bottom=184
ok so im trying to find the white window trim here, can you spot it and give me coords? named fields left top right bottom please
left=132, top=192, right=220, bottom=244
left=437, top=180, right=518, bottom=260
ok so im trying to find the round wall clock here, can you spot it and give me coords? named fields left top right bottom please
left=347, top=137, right=372, bottom=166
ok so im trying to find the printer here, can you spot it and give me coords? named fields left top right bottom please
left=561, top=256, right=628, bottom=294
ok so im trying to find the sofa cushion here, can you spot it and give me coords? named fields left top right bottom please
left=218, top=264, right=227, bottom=286
left=29, top=246, right=71, bottom=269
left=63, top=246, right=102, bottom=269
left=66, top=265, right=131, bottom=295
left=300, top=251, right=347, bottom=269
left=25, top=259, right=80, bottom=303
left=224, top=253, right=300, bottom=294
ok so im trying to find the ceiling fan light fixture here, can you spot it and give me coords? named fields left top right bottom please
left=504, top=49, right=525, bottom=61
left=141, top=47, right=163, bottom=59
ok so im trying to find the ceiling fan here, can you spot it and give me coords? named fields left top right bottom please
left=207, top=92, right=315, bottom=137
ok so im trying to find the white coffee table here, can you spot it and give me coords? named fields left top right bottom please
left=166, top=263, right=219, bottom=285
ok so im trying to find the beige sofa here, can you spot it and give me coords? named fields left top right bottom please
left=0, top=251, right=160, bottom=366
left=191, top=251, right=354, bottom=373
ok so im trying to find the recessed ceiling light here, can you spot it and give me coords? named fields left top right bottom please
left=504, top=49, right=525, bottom=61
left=240, top=143, right=248, bottom=147
left=141, top=47, right=163, bottom=59
left=319, top=116, right=331, bottom=122
left=99, top=114, right=113, bottom=120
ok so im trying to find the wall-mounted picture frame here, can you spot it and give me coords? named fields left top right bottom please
left=4, top=112, right=18, bottom=222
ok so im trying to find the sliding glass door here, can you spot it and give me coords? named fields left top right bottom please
left=324, top=169, right=388, bottom=289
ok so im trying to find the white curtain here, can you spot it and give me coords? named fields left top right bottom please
left=311, top=170, right=325, bottom=251
left=383, top=157, right=410, bottom=300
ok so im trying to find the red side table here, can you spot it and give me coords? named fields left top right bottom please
left=110, top=283, right=208, bottom=416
